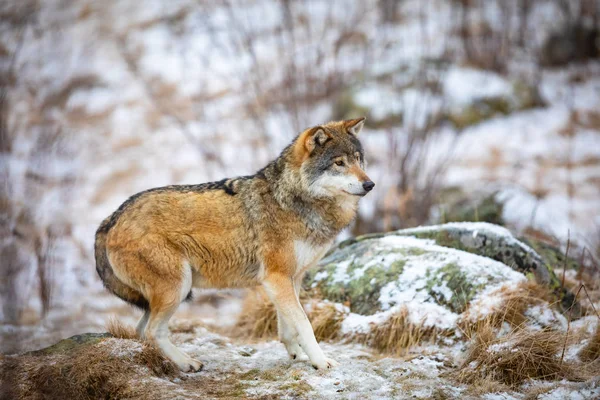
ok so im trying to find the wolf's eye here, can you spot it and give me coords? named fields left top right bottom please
left=335, top=160, right=345, bottom=167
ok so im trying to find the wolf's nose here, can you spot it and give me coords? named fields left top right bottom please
left=362, top=181, right=375, bottom=192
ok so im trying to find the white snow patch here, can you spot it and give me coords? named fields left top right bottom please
left=443, top=67, right=512, bottom=105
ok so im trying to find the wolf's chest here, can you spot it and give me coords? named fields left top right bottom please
left=293, top=240, right=332, bottom=275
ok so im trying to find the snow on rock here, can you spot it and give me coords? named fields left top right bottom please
left=304, top=223, right=581, bottom=344
left=305, top=225, right=530, bottom=337
left=379, top=222, right=578, bottom=314
left=391, top=222, right=551, bottom=284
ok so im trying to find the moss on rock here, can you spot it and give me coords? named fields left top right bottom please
left=315, top=223, right=580, bottom=319
left=306, top=241, right=411, bottom=315
left=29, top=333, right=112, bottom=356
left=305, top=229, right=530, bottom=318
left=424, top=262, right=490, bottom=314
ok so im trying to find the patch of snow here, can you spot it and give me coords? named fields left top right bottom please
left=525, top=305, right=568, bottom=331
left=465, top=281, right=521, bottom=321
left=375, top=235, right=526, bottom=328
left=443, top=67, right=512, bottom=105
left=482, top=393, right=522, bottom=400
left=538, top=386, right=600, bottom=400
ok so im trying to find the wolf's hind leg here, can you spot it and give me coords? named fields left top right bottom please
left=145, top=290, right=203, bottom=372
left=136, top=310, right=150, bottom=339
left=142, top=261, right=202, bottom=372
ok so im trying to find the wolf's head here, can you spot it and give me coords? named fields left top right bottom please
left=292, top=118, right=374, bottom=199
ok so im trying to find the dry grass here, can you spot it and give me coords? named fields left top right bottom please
left=461, top=281, right=554, bottom=338
left=579, top=324, right=600, bottom=362
left=456, top=323, right=576, bottom=387
left=3, top=337, right=178, bottom=400
left=137, top=342, right=179, bottom=377
left=106, top=317, right=138, bottom=339
left=361, top=307, right=439, bottom=355
left=235, top=289, right=278, bottom=339
left=309, top=302, right=344, bottom=341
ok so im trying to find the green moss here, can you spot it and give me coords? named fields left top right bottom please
left=407, top=247, right=427, bottom=256
left=407, top=230, right=463, bottom=251
left=29, top=333, right=112, bottom=355
left=521, top=237, right=579, bottom=271
left=239, top=368, right=261, bottom=380
left=446, top=97, right=511, bottom=129
left=306, top=241, right=421, bottom=315
left=279, top=380, right=313, bottom=395
left=312, top=258, right=406, bottom=315
left=512, top=81, right=545, bottom=109
left=239, top=367, right=284, bottom=382
left=336, top=232, right=385, bottom=251
left=424, top=263, right=488, bottom=313
left=446, top=82, right=544, bottom=130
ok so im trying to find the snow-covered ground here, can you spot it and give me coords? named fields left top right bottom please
left=134, top=320, right=600, bottom=399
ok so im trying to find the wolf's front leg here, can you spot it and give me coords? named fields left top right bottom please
left=277, top=310, right=305, bottom=359
left=264, top=273, right=338, bottom=369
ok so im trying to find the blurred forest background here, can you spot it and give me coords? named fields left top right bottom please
left=1, top=0, right=599, bottom=353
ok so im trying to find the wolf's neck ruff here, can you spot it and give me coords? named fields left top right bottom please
left=95, top=118, right=373, bottom=371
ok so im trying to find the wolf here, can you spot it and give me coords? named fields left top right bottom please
left=95, top=118, right=374, bottom=371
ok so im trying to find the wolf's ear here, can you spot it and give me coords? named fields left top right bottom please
left=344, top=117, right=366, bottom=136
left=304, top=127, right=331, bottom=153
left=294, top=126, right=331, bottom=164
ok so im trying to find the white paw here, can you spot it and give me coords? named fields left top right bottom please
left=177, top=357, right=204, bottom=372
left=311, top=357, right=339, bottom=370
left=284, top=341, right=305, bottom=360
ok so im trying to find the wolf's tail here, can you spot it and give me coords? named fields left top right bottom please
left=95, top=218, right=149, bottom=310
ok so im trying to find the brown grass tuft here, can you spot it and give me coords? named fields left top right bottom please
left=7, top=338, right=178, bottom=400
left=353, top=307, right=444, bottom=355
left=579, top=324, right=600, bottom=362
left=461, top=281, right=555, bottom=338
left=367, top=308, right=429, bottom=354
left=308, top=302, right=344, bottom=341
left=106, top=317, right=138, bottom=339
left=235, top=289, right=278, bottom=339
left=457, top=323, right=576, bottom=387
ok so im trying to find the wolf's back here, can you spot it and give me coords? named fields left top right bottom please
left=95, top=217, right=149, bottom=310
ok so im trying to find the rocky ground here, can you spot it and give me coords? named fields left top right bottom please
left=2, top=223, right=600, bottom=399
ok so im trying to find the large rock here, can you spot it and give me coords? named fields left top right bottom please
left=331, top=222, right=579, bottom=316
left=304, top=223, right=578, bottom=338
left=306, top=232, right=524, bottom=332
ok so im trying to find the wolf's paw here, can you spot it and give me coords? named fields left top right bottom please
left=284, top=341, right=305, bottom=360
left=177, top=357, right=204, bottom=373
left=311, top=357, right=339, bottom=370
